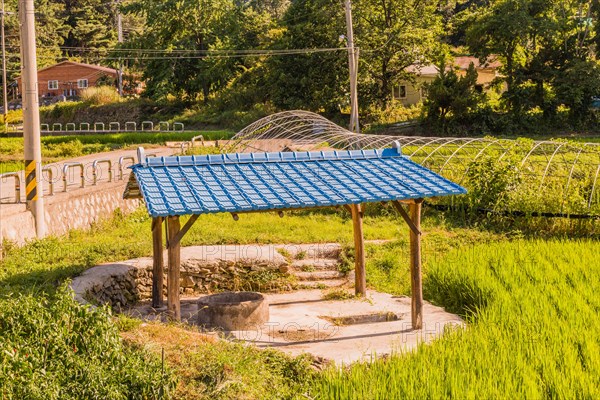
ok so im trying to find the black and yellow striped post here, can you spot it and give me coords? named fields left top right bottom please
left=19, top=0, right=46, bottom=238
left=24, top=159, right=38, bottom=201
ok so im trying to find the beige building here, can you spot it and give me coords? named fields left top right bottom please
left=393, top=56, right=502, bottom=106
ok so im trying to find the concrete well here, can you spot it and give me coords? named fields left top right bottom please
left=197, top=292, right=269, bottom=331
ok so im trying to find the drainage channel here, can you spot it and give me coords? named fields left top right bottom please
left=320, top=311, right=405, bottom=326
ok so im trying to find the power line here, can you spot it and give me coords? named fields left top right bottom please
left=5, top=47, right=351, bottom=61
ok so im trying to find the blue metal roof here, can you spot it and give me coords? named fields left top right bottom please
left=124, top=147, right=466, bottom=218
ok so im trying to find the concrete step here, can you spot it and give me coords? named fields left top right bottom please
left=293, top=270, right=346, bottom=281
left=290, top=258, right=340, bottom=271
left=276, top=243, right=341, bottom=259
left=294, top=279, right=348, bottom=289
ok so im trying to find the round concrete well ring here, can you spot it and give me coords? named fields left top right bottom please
left=197, top=291, right=269, bottom=331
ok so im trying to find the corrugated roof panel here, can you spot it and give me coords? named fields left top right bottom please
left=125, top=146, right=467, bottom=217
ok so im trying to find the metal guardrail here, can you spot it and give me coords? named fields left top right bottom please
left=62, top=163, right=85, bottom=192
left=1, top=172, right=21, bottom=203
left=118, top=156, right=136, bottom=180
left=34, top=120, right=187, bottom=135
left=141, top=121, right=154, bottom=131
left=42, top=167, right=55, bottom=196
left=191, top=135, right=204, bottom=147
left=180, top=142, right=190, bottom=153
left=92, top=159, right=113, bottom=185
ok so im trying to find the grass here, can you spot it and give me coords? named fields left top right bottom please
left=311, top=239, right=600, bottom=398
left=0, top=130, right=233, bottom=174
left=1, top=204, right=599, bottom=398
left=122, top=322, right=315, bottom=399
left=0, top=206, right=499, bottom=296
left=0, top=285, right=174, bottom=399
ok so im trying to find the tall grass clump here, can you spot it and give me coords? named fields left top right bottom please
left=0, top=284, right=175, bottom=399
left=80, top=86, right=121, bottom=105
left=313, top=240, right=600, bottom=398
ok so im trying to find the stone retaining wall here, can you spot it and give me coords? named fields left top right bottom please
left=71, top=244, right=341, bottom=308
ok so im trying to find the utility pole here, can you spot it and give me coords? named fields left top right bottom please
left=116, top=0, right=123, bottom=96
left=19, top=0, right=45, bottom=238
left=1, top=0, right=12, bottom=132
left=344, top=0, right=359, bottom=133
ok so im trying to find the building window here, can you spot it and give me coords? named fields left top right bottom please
left=77, top=79, right=88, bottom=89
left=421, top=87, right=429, bottom=99
left=48, top=80, right=58, bottom=90
left=393, top=85, right=407, bottom=99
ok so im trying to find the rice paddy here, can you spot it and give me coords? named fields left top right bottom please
left=312, top=239, right=600, bottom=399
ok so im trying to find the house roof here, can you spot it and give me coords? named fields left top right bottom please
left=406, top=56, right=502, bottom=77
left=124, top=146, right=467, bottom=218
left=16, top=61, right=117, bottom=81
left=454, top=56, right=502, bottom=70
left=405, top=64, right=440, bottom=76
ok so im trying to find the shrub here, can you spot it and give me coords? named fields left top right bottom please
left=362, top=103, right=422, bottom=127
left=0, top=284, right=175, bottom=399
left=80, top=86, right=121, bottom=106
left=43, top=139, right=85, bottom=158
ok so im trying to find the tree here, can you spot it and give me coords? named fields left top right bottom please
left=267, top=0, right=347, bottom=112
left=425, top=57, right=484, bottom=133
left=121, top=0, right=274, bottom=102
left=464, top=0, right=599, bottom=121
left=62, top=0, right=119, bottom=59
left=354, top=0, right=443, bottom=108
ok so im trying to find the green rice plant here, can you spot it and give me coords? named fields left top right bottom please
left=312, top=239, right=600, bottom=398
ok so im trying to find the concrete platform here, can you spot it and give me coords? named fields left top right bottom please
left=128, top=289, right=463, bottom=365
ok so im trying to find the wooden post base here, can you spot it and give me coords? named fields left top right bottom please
left=350, top=203, right=366, bottom=296
left=166, top=216, right=181, bottom=320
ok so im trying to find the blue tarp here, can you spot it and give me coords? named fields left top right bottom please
left=124, top=146, right=466, bottom=218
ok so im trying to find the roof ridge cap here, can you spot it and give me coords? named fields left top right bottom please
left=140, top=148, right=402, bottom=168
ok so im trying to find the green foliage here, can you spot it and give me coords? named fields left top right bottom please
left=313, top=240, right=600, bottom=398
left=353, top=0, right=442, bottom=108
left=121, top=0, right=275, bottom=102
left=0, top=284, right=175, bottom=399
left=464, top=0, right=600, bottom=126
left=79, top=86, right=122, bottom=105
left=267, top=0, right=347, bottom=112
left=62, top=0, right=118, bottom=53
left=465, top=155, right=522, bottom=210
left=425, top=57, right=485, bottom=133
left=362, top=103, right=422, bottom=127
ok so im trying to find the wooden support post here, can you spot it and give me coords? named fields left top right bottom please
left=409, top=200, right=423, bottom=329
left=151, top=217, right=164, bottom=308
left=350, top=203, right=366, bottom=296
left=166, top=216, right=181, bottom=321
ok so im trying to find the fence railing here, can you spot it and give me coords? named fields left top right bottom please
left=92, top=159, right=113, bottom=185
left=118, top=156, right=136, bottom=180
left=36, top=121, right=185, bottom=134
left=42, top=167, right=55, bottom=196
left=0, top=172, right=21, bottom=203
left=62, top=163, right=85, bottom=192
